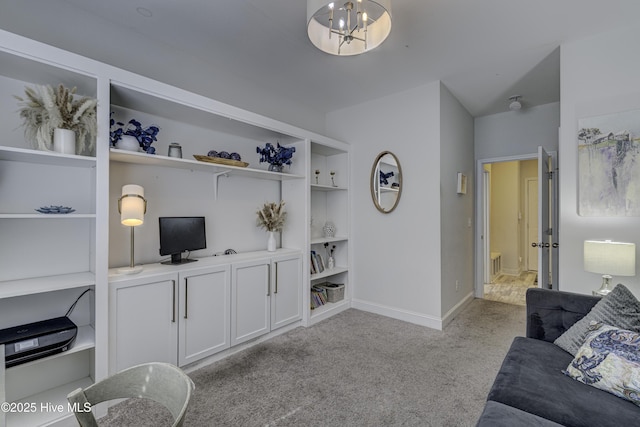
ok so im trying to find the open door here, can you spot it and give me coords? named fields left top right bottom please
left=536, top=146, right=553, bottom=289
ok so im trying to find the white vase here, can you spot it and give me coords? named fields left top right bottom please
left=53, top=128, right=76, bottom=155
left=267, top=231, right=276, bottom=252
left=117, top=135, right=140, bottom=151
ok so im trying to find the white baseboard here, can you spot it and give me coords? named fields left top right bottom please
left=351, top=299, right=444, bottom=330
left=441, top=292, right=474, bottom=328
left=352, top=293, right=475, bottom=331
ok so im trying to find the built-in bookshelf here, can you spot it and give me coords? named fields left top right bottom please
left=308, top=141, right=350, bottom=325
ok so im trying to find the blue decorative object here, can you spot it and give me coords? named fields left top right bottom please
left=256, top=142, right=295, bottom=170
left=564, top=324, right=640, bottom=406
left=36, top=205, right=75, bottom=214
left=110, top=113, right=159, bottom=154
left=380, top=170, right=394, bottom=185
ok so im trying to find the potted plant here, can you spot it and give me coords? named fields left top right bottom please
left=256, top=201, right=287, bottom=251
left=110, top=115, right=159, bottom=154
left=15, top=84, right=97, bottom=154
left=256, top=142, right=295, bottom=172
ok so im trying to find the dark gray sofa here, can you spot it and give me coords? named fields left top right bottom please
left=477, top=288, right=640, bottom=427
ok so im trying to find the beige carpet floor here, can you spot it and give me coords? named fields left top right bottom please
left=98, top=300, right=525, bottom=426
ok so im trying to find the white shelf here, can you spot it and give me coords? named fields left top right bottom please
left=0, top=272, right=95, bottom=299
left=7, top=325, right=95, bottom=371
left=110, top=148, right=305, bottom=181
left=310, top=266, right=348, bottom=281
left=310, top=184, right=347, bottom=191
left=309, top=299, right=350, bottom=324
left=0, top=213, right=96, bottom=219
left=310, top=236, right=348, bottom=245
left=5, top=376, right=93, bottom=427
left=0, top=146, right=96, bottom=168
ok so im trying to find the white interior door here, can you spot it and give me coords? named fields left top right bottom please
left=537, top=146, right=551, bottom=289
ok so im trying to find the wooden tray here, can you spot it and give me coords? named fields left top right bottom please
left=193, top=155, right=249, bottom=168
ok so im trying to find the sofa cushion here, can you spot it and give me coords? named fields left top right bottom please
left=476, top=401, right=564, bottom=427
left=554, top=284, right=640, bottom=356
left=564, top=324, right=640, bottom=406
left=488, top=336, right=640, bottom=427
left=526, top=288, right=600, bottom=342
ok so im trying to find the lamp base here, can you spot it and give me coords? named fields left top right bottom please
left=117, top=265, right=143, bottom=275
left=593, top=274, right=614, bottom=296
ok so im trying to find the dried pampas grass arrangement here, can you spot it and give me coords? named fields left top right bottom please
left=15, top=84, right=97, bottom=154
left=256, top=201, right=287, bottom=232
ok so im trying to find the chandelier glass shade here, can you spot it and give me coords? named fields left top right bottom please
left=307, top=0, right=392, bottom=56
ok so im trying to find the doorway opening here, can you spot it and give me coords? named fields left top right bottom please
left=481, top=159, right=538, bottom=305
left=475, top=149, right=558, bottom=306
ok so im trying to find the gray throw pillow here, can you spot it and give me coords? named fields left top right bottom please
left=554, top=284, right=640, bottom=355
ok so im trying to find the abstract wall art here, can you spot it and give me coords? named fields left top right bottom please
left=578, top=109, right=640, bottom=216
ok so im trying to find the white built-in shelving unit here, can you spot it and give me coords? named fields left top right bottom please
left=0, top=28, right=350, bottom=426
left=308, top=141, right=350, bottom=324
left=0, top=35, right=105, bottom=426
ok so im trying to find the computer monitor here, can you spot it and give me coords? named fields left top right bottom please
left=159, top=217, right=206, bottom=265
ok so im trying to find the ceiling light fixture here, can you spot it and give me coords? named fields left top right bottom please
left=509, top=95, right=522, bottom=111
left=307, top=0, right=392, bottom=56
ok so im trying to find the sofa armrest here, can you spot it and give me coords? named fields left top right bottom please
left=526, top=288, right=601, bottom=342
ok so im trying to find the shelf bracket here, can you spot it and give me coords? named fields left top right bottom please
left=212, top=171, right=230, bottom=200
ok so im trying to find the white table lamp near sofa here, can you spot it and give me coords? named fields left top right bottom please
left=584, top=240, right=636, bottom=296
left=118, top=184, right=147, bottom=274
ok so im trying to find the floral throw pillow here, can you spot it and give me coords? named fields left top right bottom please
left=554, top=284, right=640, bottom=356
left=564, top=323, right=640, bottom=406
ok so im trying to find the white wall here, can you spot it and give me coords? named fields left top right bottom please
left=560, top=26, right=640, bottom=296
left=490, top=161, right=520, bottom=274
left=326, top=81, right=474, bottom=329
left=439, top=84, right=475, bottom=317
left=475, top=102, right=560, bottom=161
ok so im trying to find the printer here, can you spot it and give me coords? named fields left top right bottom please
left=0, top=316, right=78, bottom=367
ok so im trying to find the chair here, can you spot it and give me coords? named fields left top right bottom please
left=67, top=362, right=195, bottom=427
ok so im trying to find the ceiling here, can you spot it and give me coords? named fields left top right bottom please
left=1, top=0, right=639, bottom=118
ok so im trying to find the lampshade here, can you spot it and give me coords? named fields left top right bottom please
left=307, top=0, right=392, bottom=56
left=119, top=185, right=146, bottom=226
left=584, top=240, right=636, bottom=276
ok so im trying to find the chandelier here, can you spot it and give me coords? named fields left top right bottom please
left=307, top=0, right=392, bottom=56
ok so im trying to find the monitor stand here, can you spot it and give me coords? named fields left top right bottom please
left=161, top=253, right=198, bottom=265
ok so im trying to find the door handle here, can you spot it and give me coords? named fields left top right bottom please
left=274, top=262, right=278, bottom=294
left=172, top=280, right=176, bottom=323
left=184, top=278, right=189, bottom=319
left=267, top=263, right=271, bottom=296
left=552, top=243, right=559, bottom=248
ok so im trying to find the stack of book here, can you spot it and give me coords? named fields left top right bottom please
left=310, top=284, right=328, bottom=310
left=310, top=250, right=326, bottom=275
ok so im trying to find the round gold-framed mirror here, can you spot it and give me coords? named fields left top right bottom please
left=370, top=151, right=402, bottom=213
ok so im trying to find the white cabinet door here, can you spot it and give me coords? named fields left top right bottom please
left=231, top=259, right=270, bottom=346
left=178, top=265, right=230, bottom=366
left=271, top=254, right=302, bottom=330
left=110, top=273, right=179, bottom=372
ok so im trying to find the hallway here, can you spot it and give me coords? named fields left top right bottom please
left=483, top=271, right=538, bottom=306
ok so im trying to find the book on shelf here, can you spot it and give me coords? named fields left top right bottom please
left=310, top=250, right=325, bottom=275
left=310, top=284, right=328, bottom=310
left=310, top=251, right=319, bottom=275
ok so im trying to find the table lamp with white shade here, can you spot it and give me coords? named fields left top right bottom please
left=118, top=184, right=147, bottom=274
left=584, top=240, right=636, bottom=296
